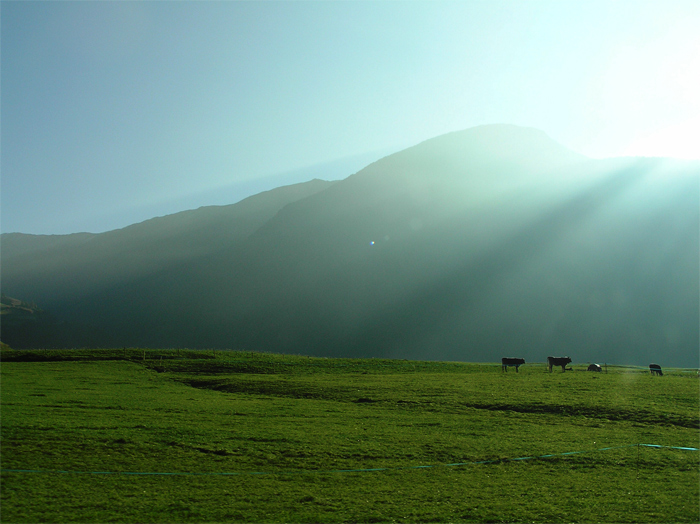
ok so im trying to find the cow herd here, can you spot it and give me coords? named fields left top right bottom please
left=500, top=357, right=665, bottom=375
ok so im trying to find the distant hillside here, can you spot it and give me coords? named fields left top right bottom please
left=2, top=125, right=698, bottom=367
left=1, top=233, right=96, bottom=259
left=1, top=179, right=336, bottom=309
left=0, top=295, right=66, bottom=349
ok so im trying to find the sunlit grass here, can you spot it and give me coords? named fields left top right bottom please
left=1, top=349, right=698, bottom=522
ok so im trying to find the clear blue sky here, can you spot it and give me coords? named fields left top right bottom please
left=2, top=1, right=699, bottom=234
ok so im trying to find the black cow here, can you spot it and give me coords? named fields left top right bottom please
left=587, top=363, right=602, bottom=372
left=502, top=357, right=525, bottom=372
left=649, top=363, right=663, bottom=376
left=547, top=356, right=572, bottom=372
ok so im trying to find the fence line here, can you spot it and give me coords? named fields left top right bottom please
left=1, top=443, right=697, bottom=477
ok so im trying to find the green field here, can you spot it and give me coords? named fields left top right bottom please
left=1, top=349, right=698, bottom=523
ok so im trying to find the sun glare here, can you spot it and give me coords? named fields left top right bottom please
left=620, top=117, right=700, bottom=160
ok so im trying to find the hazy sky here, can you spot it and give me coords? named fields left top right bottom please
left=2, top=1, right=699, bottom=234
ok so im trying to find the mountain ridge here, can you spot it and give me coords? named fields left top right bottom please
left=2, top=125, right=698, bottom=367
left=1, top=178, right=337, bottom=308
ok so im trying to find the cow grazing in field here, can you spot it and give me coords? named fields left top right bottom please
left=547, top=356, right=572, bottom=372
left=649, top=363, right=663, bottom=376
left=502, top=357, right=525, bottom=372
left=587, top=363, right=602, bottom=372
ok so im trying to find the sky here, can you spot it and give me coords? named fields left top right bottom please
left=2, top=0, right=699, bottom=235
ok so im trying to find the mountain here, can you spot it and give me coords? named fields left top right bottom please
left=2, top=125, right=698, bottom=367
left=1, top=178, right=336, bottom=308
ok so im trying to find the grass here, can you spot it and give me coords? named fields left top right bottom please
left=1, top=349, right=698, bottom=523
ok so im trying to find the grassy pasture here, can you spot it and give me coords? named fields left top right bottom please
left=1, top=349, right=698, bottom=523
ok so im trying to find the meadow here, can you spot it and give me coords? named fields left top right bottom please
left=1, top=349, right=698, bottom=523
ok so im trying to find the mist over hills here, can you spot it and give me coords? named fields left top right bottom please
left=2, top=125, right=698, bottom=367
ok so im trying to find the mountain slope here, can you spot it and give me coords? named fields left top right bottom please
left=2, top=125, right=698, bottom=367
left=180, top=129, right=696, bottom=366
left=1, top=178, right=336, bottom=310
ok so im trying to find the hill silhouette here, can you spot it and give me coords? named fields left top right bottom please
left=1, top=179, right=335, bottom=307
left=2, top=125, right=698, bottom=367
